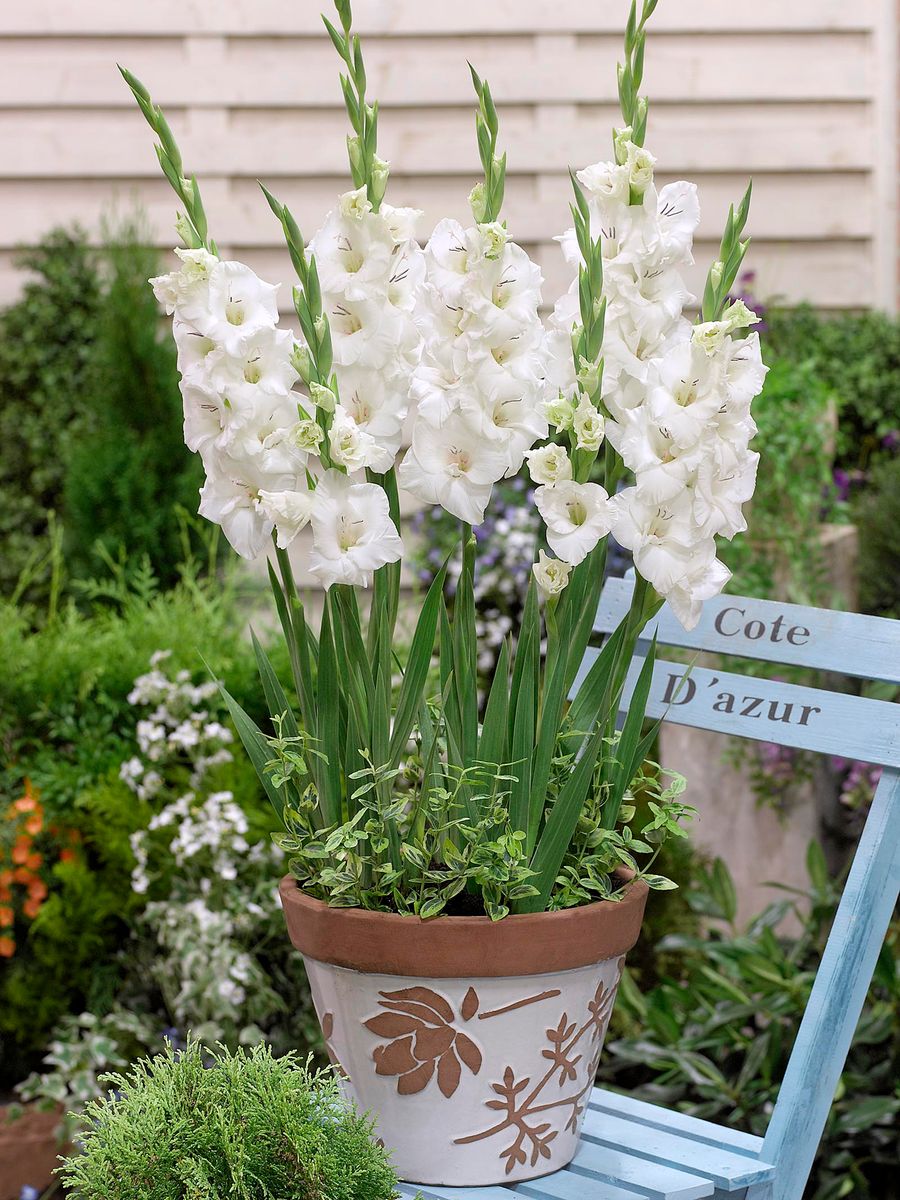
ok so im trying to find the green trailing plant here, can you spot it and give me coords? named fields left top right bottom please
left=599, top=847, right=900, bottom=1200
left=60, top=1040, right=401, bottom=1200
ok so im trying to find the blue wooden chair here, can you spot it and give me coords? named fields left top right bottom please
left=398, top=578, right=900, bottom=1200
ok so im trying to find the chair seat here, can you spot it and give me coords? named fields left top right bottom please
left=396, top=1088, right=777, bottom=1200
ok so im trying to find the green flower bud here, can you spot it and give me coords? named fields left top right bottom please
left=291, top=342, right=313, bottom=384
left=468, top=181, right=487, bottom=223
left=310, top=381, right=337, bottom=413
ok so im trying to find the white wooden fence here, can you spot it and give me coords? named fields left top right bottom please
left=0, top=0, right=896, bottom=313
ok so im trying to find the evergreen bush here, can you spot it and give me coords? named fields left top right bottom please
left=60, top=1040, right=400, bottom=1200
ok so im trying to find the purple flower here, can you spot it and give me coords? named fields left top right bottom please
left=21, top=1188, right=41, bottom=1200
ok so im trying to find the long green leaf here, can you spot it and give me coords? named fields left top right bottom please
left=316, top=595, right=342, bottom=826
left=217, top=683, right=287, bottom=827
left=602, top=635, right=657, bottom=829
left=250, top=629, right=299, bottom=740
left=507, top=578, right=539, bottom=837
left=518, top=720, right=608, bottom=912
left=388, top=563, right=447, bottom=767
left=478, top=636, right=510, bottom=770
left=566, top=619, right=628, bottom=741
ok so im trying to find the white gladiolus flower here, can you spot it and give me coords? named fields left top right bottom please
left=151, top=247, right=218, bottom=314
left=573, top=397, right=606, bottom=451
left=257, top=488, right=315, bottom=550
left=308, top=469, right=403, bottom=588
left=576, top=161, right=630, bottom=206
left=399, top=413, right=509, bottom=525
left=173, top=317, right=215, bottom=380
left=535, top=481, right=613, bottom=565
left=609, top=489, right=703, bottom=595
left=181, top=377, right=224, bottom=454
left=336, top=364, right=407, bottom=468
left=186, top=261, right=280, bottom=355
left=329, top=404, right=380, bottom=473
left=205, top=326, right=298, bottom=395
left=198, top=451, right=292, bottom=560
left=525, top=444, right=573, bottom=486
left=533, top=550, right=573, bottom=596
left=309, top=205, right=396, bottom=302
left=664, top=544, right=732, bottom=632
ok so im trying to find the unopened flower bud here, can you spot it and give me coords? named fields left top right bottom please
left=291, top=342, right=313, bottom=384
left=468, top=181, right=487, bottom=223
left=174, top=211, right=194, bottom=246
left=543, top=392, right=576, bottom=432
left=576, top=356, right=601, bottom=397
left=370, top=156, right=390, bottom=208
left=310, top=381, right=337, bottom=413
left=533, top=550, right=572, bottom=597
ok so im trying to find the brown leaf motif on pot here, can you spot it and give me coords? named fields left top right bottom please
left=364, top=985, right=483, bottom=1098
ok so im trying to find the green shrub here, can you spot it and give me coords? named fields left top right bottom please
left=764, top=304, right=900, bottom=473
left=719, top=356, right=839, bottom=605
left=0, top=222, right=205, bottom=603
left=856, top=456, right=900, bottom=618
left=599, top=847, right=900, bottom=1200
left=62, top=222, right=202, bottom=587
left=60, top=1040, right=400, bottom=1200
left=0, top=230, right=102, bottom=599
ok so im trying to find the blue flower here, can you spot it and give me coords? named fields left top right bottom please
left=20, top=1187, right=41, bottom=1200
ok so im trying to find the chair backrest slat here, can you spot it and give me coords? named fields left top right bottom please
left=595, top=577, right=900, bottom=684
left=571, top=650, right=900, bottom=768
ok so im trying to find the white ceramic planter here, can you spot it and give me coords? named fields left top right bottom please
left=279, top=876, right=647, bottom=1187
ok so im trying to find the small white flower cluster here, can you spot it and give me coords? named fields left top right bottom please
left=130, top=790, right=252, bottom=895
left=120, top=650, right=232, bottom=802
left=398, top=219, right=549, bottom=524
left=536, top=138, right=767, bottom=627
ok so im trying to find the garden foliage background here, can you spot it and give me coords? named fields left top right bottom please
left=0, top=3, right=898, bottom=1199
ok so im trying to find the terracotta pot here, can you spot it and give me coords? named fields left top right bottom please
left=0, top=1103, right=66, bottom=1200
left=280, top=874, right=648, bottom=1186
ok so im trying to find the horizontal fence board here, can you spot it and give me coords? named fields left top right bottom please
left=0, top=0, right=877, bottom=36
left=596, top=578, right=900, bottom=684
left=0, top=33, right=872, bottom=107
left=0, top=103, right=872, bottom=178
left=0, top=171, right=871, bottom=249
left=571, top=654, right=900, bottom=767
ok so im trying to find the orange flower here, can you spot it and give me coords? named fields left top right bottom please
left=0, top=907, right=13, bottom=927
left=0, top=936, right=15, bottom=957
left=59, top=848, right=77, bottom=864
left=24, top=815, right=43, bottom=837
left=11, top=839, right=32, bottom=865
left=25, top=853, right=42, bottom=872
left=13, top=795, right=37, bottom=814
left=0, top=870, right=12, bottom=887
left=12, top=867, right=33, bottom=885
left=0, top=886, right=10, bottom=903
left=22, top=896, right=42, bottom=920
left=27, top=879, right=48, bottom=902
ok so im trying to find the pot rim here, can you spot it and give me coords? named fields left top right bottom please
left=279, top=871, right=649, bottom=978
